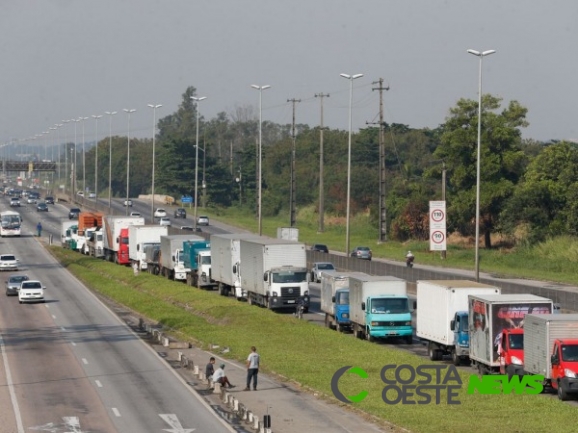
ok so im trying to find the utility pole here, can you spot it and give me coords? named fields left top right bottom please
left=287, top=98, right=300, bottom=227
left=315, top=93, right=329, bottom=233
left=371, top=78, right=389, bottom=242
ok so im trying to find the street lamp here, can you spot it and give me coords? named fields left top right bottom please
left=147, top=104, right=162, bottom=223
left=251, top=84, right=271, bottom=236
left=467, top=49, right=495, bottom=282
left=339, top=73, right=364, bottom=255
left=92, top=115, right=102, bottom=200
left=123, top=109, right=136, bottom=216
left=191, top=96, right=206, bottom=229
left=72, top=118, right=81, bottom=196
left=80, top=116, right=89, bottom=196
left=62, top=120, right=70, bottom=193
left=105, top=111, right=117, bottom=210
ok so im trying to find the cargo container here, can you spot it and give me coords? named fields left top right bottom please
left=416, top=280, right=501, bottom=365
left=159, top=235, right=200, bottom=280
left=102, top=216, right=145, bottom=264
left=276, top=227, right=299, bottom=241
left=128, top=225, right=168, bottom=270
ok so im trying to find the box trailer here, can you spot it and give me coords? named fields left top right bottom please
left=159, top=235, right=200, bottom=280
left=102, top=216, right=145, bottom=264
left=320, top=271, right=369, bottom=332
left=128, top=225, right=168, bottom=270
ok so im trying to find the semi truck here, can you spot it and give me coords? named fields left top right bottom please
left=128, top=225, right=168, bottom=270
left=102, top=216, right=145, bottom=264
left=86, top=227, right=104, bottom=258
left=320, top=271, right=370, bottom=332
left=416, top=280, right=501, bottom=365
left=183, top=238, right=213, bottom=288
left=210, top=233, right=259, bottom=299
left=239, top=236, right=309, bottom=310
left=523, top=314, right=578, bottom=400
left=349, top=275, right=413, bottom=343
left=61, top=221, right=77, bottom=247
left=144, top=243, right=161, bottom=275
left=468, top=294, right=553, bottom=374
left=159, top=235, right=198, bottom=280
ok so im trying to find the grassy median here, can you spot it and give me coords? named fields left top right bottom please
left=49, top=246, right=578, bottom=433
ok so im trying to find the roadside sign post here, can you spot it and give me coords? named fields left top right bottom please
left=429, top=201, right=447, bottom=254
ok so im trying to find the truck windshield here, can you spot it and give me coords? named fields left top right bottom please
left=561, top=344, right=578, bottom=362
left=459, top=316, right=469, bottom=332
left=121, top=237, right=128, bottom=245
left=272, top=271, right=307, bottom=283
left=200, top=255, right=211, bottom=265
left=509, top=334, right=524, bottom=349
left=336, top=291, right=349, bottom=305
left=371, top=298, right=409, bottom=314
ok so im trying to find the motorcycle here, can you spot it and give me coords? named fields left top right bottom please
left=294, top=297, right=306, bottom=319
left=406, top=256, right=414, bottom=268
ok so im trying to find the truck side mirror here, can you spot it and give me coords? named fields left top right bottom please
left=551, top=355, right=559, bottom=365
left=361, top=302, right=366, bottom=311
left=263, top=273, right=268, bottom=282
left=331, top=296, right=336, bottom=303
left=116, top=237, right=119, bottom=244
left=137, top=245, right=140, bottom=251
left=413, top=301, right=417, bottom=310
left=172, top=255, right=175, bottom=261
left=232, top=264, right=237, bottom=274
left=450, top=320, right=455, bottom=331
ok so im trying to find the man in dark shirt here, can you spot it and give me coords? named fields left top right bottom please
left=205, top=357, right=215, bottom=388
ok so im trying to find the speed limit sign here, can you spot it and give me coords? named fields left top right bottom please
left=429, top=201, right=447, bottom=251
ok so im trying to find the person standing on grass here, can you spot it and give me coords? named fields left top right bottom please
left=245, top=346, right=260, bottom=391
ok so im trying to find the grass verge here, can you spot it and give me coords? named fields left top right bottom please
left=50, top=246, right=578, bottom=433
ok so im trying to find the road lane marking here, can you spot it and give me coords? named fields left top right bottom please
left=52, top=315, right=56, bottom=319
left=159, top=414, right=196, bottom=433
left=61, top=327, right=66, bottom=331
left=82, top=358, right=88, bottom=365
left=63, top=416, right=84, bottom=432
left=0, top=335, right=25, bottom=433
left=95, top=380, right=102, bottom=388
left=112, top=408, right=121, bottom=417
left=71, top=341, right=76, bottom=346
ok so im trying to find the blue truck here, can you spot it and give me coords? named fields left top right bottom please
left=183, top=239, right=215, bottom=289
left=349, top=275, right=413, bottom=344
left=320, top=271, right=370, bottom=332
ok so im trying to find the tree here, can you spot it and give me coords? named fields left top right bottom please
left=435, top=95, right=528, bottom=248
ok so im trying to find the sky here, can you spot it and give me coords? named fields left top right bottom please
left=1, top=0, right=577, bottom=150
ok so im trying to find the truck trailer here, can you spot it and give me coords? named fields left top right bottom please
left=102, top=216, right=145, bottom=264
left=183, top=238, right=213, bottom=288
left=523, top=314, right=578, bottom=400
left=128, top=225, right=168, bottom=270
left=416, top=280, right=501, bottom=365
left=320, top=271, right=369, bottom=332
left=159, top=235, right=199, bottom=280
left=239, top=236, right=309, bottom=310
left=468, top=294, right=553, bottom=374
left=349, top=275, right=413, bottom=343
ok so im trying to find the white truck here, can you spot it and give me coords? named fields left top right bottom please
left=416, top=280, right=501, bottom=365
left=61, top=221, right=77, bottom=247
left=210, top=233, right=259, bottom=299
left=523, top=314, right=578, bottom=400
left=239, top=236, right=309, bottom=310
left=349, top=275, right=413, bottom=343
left=321, top=271, right=369, bottom=332
left=468, top=294, right=553, bottom=374
left=159, top=234, right=198, bottom=281
left=102, top=215, right=145, bottom=264
left=128, top=225, right=168, bottom=270
left=86, top=228, right=104, bottom=258
left=276, top=227, right=299, bottom=241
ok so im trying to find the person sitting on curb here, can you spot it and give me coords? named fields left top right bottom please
left=205, top=357, right=216, bottom=388
left=212, top=363, right=235, bottom=389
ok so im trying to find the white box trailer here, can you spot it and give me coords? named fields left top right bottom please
left=159, top=234, right=203, bottom=280
left=468, top=294, right=553, bottom=374
left=128, top=225, right=168, bottom=270
left=320, top=271, right=369, bottom=331
left=349, top=275, right=413, bottom=343
left=210, top=233, right=260, bottom=299
left=416, top=280, right=501, bottom=364
left=523, top=314, right=578, bottom=378
left=102, top=216, right=145, bottom=264
left=276, top=227, right=299, bottom=241
left=239, top=236, right=308, bottom=310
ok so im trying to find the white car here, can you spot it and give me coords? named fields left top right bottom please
left=130, top=211, right=141, bottom=217
left=311, top=262, right=336, bottom=283
left=0, top=254, right=18, bottom=271
left=197, top=215, right=210, bottom=226
left=159, top=217, right=171, bottom=227
left=89, top=192, right=96, bottom=199
left=18, top=280, right=45, bottom=304
left=124, top=199, right=133, bottom=207
left=154, top=208, right=167, bottom=218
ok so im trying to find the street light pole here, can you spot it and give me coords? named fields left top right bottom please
left=147, top=104, right=162, bottom=223
left=105, top=111, right=117, bottom=211
left=92, top=115, right=102, bottom=200
left=251, top=84, right=271, bottom=236
left=72, top=118, right=81, bottom=197
left=62, top=120, right=70, bottom=193
left=467, top=48, right=495, bottom=282
left=123, top=109, right=136, bottom=216
left=80, top=116, right=89, bottom=197
left=340, top=73, right=364, bottom=255
left=191, top=96, right=207, bottom=229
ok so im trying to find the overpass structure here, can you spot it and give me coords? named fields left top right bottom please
left=2, top=160, right=57, bottom=172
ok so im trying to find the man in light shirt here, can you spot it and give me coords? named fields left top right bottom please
left=212, top=363, right=235, bottom=389
left=244, top=346, right=260, bottom=391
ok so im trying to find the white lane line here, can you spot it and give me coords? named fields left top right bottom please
left=0, top=335, right=25, bottom=433
left=112, top=407, right=121, bottom=417
left=52, top=315, right=56, bottom=319
left=71, top=341, right=76, bottom=346
left=61, top=327, right=66, bottom=331
left=82, top=358, right=88, bottom=365
left=45, top=304, right=49, bottom=308
left=95, top=380, right=102, bottom=388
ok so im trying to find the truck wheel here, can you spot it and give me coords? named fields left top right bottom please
left=558, top=382, right=570, bottom=401
left=452, top=350, right=460, bottom=366
left=404, top=336, right=413, bottom=345
left=366, top=330, right=374, bottom=342
left=428, top=342, right=440, bottom=361
left=324, top=315, right=331, bottom=328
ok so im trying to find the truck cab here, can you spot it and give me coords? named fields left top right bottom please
left=499, top=328, right=525, bottom=378
left=136, top=242, right=159, bottom=270
left=117, top=228, right=130, bottom=264
left=450, top=311, right=470, bottom=361
left=332, top=288, right=350, bottom=330
left=550, top=338, right=578, bottom=400
left=264, top=266, right=309, bottom=310
left=362, top=295, right=413, bottom=343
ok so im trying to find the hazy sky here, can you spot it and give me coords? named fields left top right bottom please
left=1, top=0, right=576, bottom=148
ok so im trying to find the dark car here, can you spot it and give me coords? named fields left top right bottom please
left=311, top=244, right=329, bottom=253
left=351, top=246, right=372, bottom=261
left=180, top=226, right=202, bottom=232
left=5, top=275, right=29, bottom=296
left=69, top=208, right=81, bottom=219
left=44, top=196, right=55, bottom=204
left=174, top=208, right=187, bottom=218
left=36, top=202, right=48, bottom=212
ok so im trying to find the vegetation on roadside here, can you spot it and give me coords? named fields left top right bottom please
left=50, top=247, right=578, bottom=433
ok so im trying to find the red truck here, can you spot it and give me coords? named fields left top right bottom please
left=102, top=216, right=145, bottom=265
left=498, top=328, right=525, bottom=378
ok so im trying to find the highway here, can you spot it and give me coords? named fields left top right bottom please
left=0, top=196, right=236, bottom=432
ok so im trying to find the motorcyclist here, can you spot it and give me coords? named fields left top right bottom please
left=295, top=295, right=307, bottom=318
left=406, top=251, right=415, bottom=268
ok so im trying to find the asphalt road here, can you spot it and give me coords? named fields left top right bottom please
left=0, top=196, right=237, bottom=433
